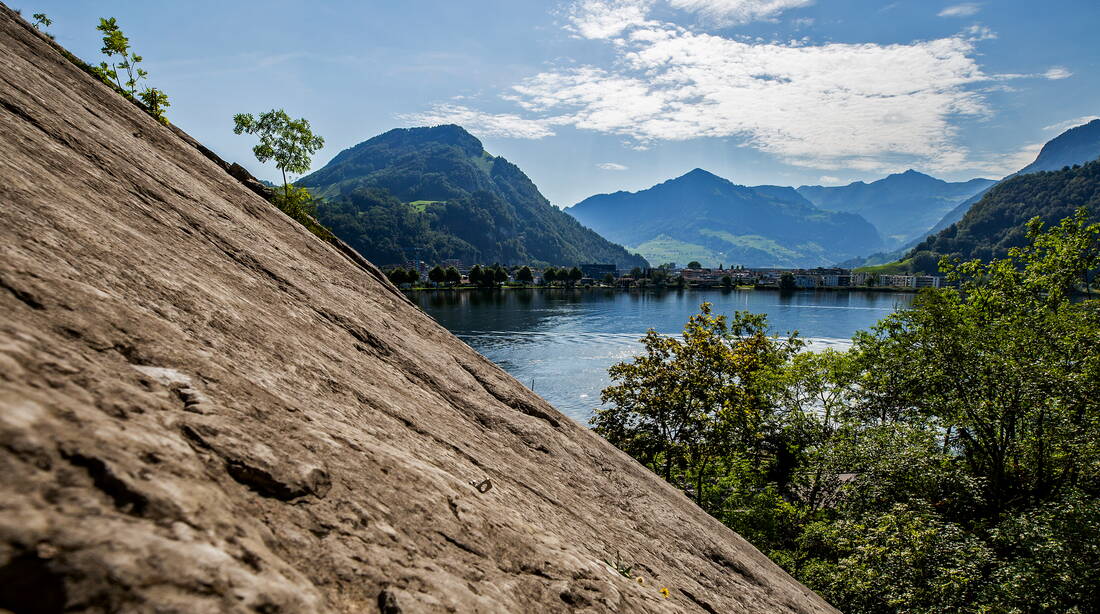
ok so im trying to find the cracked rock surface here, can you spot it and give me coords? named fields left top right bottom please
left=0, top=5, right=837, bottom=613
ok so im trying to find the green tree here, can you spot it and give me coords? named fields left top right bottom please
left=517, top=265, right=534, bottom=284
left=233, top=109, right=324, bottom=202
left=604, top=272, right=615, bottom=285
left=444, top=266, right=461, bottom=286
left=687, top=260, right=703, bottom=269
left=138, top=87, right=170, bottom=124
left=31, top=12, right=51, bottom=30
left=779, top=272, right=796, bottom=291
left=468, top=264, right=484, bottom=286
left=406, top=268, right=420, bottom=286
left=428, top=265, right=445, bottom=285
left=630, top=266, right=643, bottom=279
left=568, top=266, right=583, bottom=286
left=92, top=17, right=169, bottom=123
left=721, top=275, right=733, bottom=288
left=387, top=268, right=407, bottom=285
left=493, top=266, right=508, bottom=284
left=543, top=267, right=558, bottom=285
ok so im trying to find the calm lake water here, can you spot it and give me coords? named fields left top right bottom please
left=414, top=289, right=914, bottom=423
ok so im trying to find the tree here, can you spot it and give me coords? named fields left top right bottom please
left=493, top=266, right=508, bottom=284
left=92, top=17, right=169, bottom=123
left=233, top=109, right=324, bottom=202
left=630, top=266, right=643, bottom=280
left=517, top=266, right=534, bottom=284
left=387, top=268, right=407, bottom=285
left=604, top=272, right=616, bottom=285
left=428, top=265, right=445, bottom=285
left=468, top=265, right=484, bottom=286
left=721, top=275, right=733, bottom=288
left=568, top=266, right=583, bottom=286
left=687, top=261, right=703, bottom=269
left=445, top=266, right=461, bottom=286
left=543, top=267, right=558, bottom=285
left=406, top=268, right=420, bottom=286
left=779, top=272, right=796, bottom=291
left=31, top=13, right=51, bottom=30
left=138, top=87, right=170, bottom=124
left=592, top=303, right=803, bottom=503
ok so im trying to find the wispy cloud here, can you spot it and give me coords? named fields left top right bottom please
left=1043, top=66, right=1072, bottom=80
left=1043, top=115, right=1100, bottom=132
left=965, top=142, right=1043, bottom=176
left=598, top=162, right=630, bottom=170
left=405, top=1, right=1035, bottom=175
left=396, top=104, right=559, bottom=139
left=667, top=0, right=814, bottom=25
left=568, top=0, right=656, bottom=39
left=938, top=3, right=981, bottom=17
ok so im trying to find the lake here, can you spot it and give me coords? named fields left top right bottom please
left=413, top=289, right=915, bottom=423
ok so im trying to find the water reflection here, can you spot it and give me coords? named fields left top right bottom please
left=415, top=288, right=913, bottom=423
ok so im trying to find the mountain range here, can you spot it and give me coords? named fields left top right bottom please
left=299, top=125, right=648, bottom=269
left=567, top=168, right=884, bottom=268
left=796, top=171, right=995, bottom=249
left=843, top=118, right=1100, bottom=269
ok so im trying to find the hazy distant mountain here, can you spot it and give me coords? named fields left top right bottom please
left=903, top=159, right=1100, bottom=270
left=298, top=125, right=648, bottom=268
left=797, top=170, right=994, bottom=248
left=566, top=168, right=883, bottom=268
left=922, top=119, right=1100, bottom=240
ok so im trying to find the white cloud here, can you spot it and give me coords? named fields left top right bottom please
left=568, top=0, right=655, bottom=39
left=1043, top=66, right=1072, bottom=80
left=818, top=175, right=844, bottom=185
left=965, top=142, right=1044, bottom=176
left=1043, top=115, right=1100, bottom=132
left=503, top=24, right=992, bottom=172
left=964, top=24, right=997, bottom=40
left=668, top=0, right=814, bottom=25
left=408, top=1, right=1031, bottom=173
left=938, top=3, right=981, bottom=17
left=396, top=104, right=558, bottom=139
left=598, top=162, right=630, bottom=170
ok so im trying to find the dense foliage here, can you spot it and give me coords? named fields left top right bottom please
left=300, top=125, right=648, bottom=268
left=593, top=211, right=1100, bottom=613
left=905, top=160, right=1100, bottom=272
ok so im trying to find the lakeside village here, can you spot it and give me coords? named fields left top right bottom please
left=383, top=260, right=947, bottom=291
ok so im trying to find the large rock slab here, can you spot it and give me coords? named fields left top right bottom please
left=0, top=5, right=837, bottom=613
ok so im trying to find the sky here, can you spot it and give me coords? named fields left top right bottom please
left=26, top=0, right=1100, bottom=206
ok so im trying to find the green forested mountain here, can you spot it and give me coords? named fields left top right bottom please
left=922, top=119, right=1100, bottom=241
left=902, top=159, right=1100, bottom=270
left=797, top=170, right=994, bottom=248
left=299, top=125, right=648, bottom=268
left=567, top=168, right=884, bottom=268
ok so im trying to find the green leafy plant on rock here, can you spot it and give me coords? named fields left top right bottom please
left=91, top=17, right=170, bottom=123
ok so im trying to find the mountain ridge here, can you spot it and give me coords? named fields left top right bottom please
left=299, top=125, right=649, bottom=269
left=567, top=168, right=884, bottom=268
left=796, top=170, right=995, bottom=248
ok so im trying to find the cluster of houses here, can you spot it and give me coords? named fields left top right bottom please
left=394, top=260, right=945, bottom=289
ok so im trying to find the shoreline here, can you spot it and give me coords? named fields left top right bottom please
left=401, top=284, right=923, bottom=294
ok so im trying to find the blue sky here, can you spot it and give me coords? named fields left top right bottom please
left=27, top=0, right=1099, bottom=206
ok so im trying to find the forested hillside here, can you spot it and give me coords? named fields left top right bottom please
left=904, top=159, right=1100, bottom=270
left=300, top=125, right=648, bottom=268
